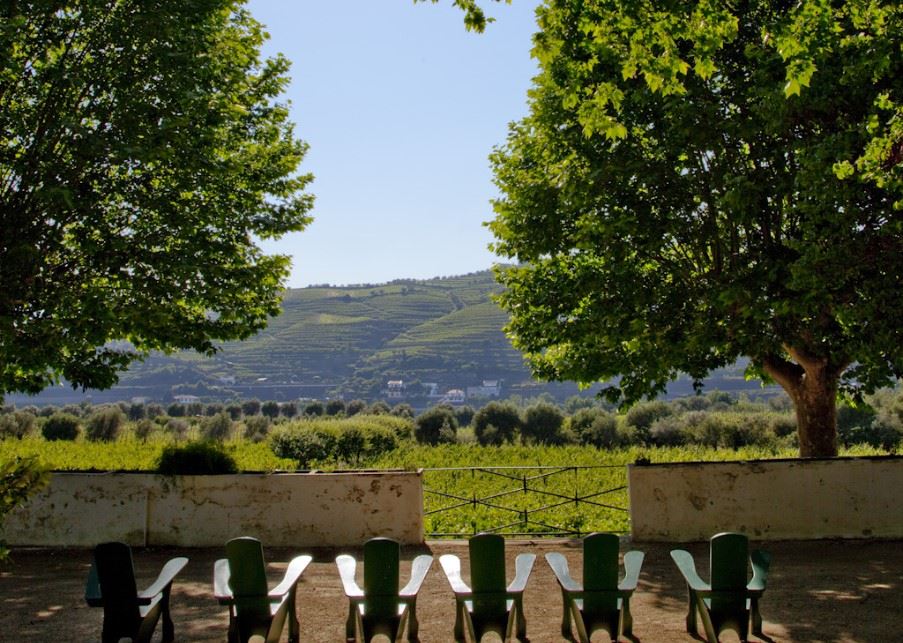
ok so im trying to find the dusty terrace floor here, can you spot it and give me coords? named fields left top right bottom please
left=0, top=538, right=900, bottom=642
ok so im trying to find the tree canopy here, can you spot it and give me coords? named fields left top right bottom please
left=0, top=1, right=313, bottom=397
left=488, top=0, right=903, bottom=457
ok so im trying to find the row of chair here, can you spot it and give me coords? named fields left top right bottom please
left=85, top=531, right=770, bottom=643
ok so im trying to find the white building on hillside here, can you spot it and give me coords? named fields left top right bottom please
left=466, top=380, right=502, bottom=398
left=386, top=380, right=405, bottom=399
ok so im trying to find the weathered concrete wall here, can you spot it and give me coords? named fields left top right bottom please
left=3, top=471, right=423, bottom=547
left=628, top=456, right=903, bottom=541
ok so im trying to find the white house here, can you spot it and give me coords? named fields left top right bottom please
left=440, top=389, right=466, bottom=405
left=174, top=394, right=201, bottom=405
left=386, top=380, right=405, bottom=399
left=466, top=380, right=502, bottom=398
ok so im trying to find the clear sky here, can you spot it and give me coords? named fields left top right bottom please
left=247, top=0, right=541, bottom=288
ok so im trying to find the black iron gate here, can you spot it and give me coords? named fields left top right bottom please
left=421, top=465, right=629, bottom=538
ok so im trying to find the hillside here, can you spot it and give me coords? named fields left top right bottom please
left=116, top=270, right=534, bottom=397
left=8, top=269, right=781, bottom=406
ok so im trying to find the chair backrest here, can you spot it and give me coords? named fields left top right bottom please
left=363, top=537, right=401, bottom=619
left=582, top=532, right=620, bottom=613
left=226, top=537, right=271, bottom=621
left=709, top=532, right=749, bottom=614
left=469, top=533, right=507, bottom=617
left=94, top=542, right=140, bottom=629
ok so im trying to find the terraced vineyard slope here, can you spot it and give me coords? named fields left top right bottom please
left=117, top=270, right=532, bottom=397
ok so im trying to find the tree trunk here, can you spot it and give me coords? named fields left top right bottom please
left=761, top=351, right=841, bottom=458
left=792, top=371, right=839, bottom=458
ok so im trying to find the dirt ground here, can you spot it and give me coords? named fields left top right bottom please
left=0, top=538, right=900, bottom=642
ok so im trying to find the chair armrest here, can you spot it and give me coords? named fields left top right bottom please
left=545, top=552, right=582, bottom=593
left=439, top=554, right=472, bottom=596
left=139, top=557, right=188, bottom=600
left=619, top=550, right=644, bottom=592
left=400, top=555, right=433, bottom=598
left=747, top=549, right=770, bottom=594
left=670, top=550, right=709, bottom=592
left=85, top=562, right=102, bottom=606
left=213, top=559, right=233, bottom=603
left=507, top=553, right=535, bottom=595
left=269, top=555, right=312, bottom=599
left=336, top=554, right=364, bottom=599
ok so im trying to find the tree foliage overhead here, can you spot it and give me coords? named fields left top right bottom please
left=488, top=0, right=902, bottom=456
left=0, top=0, right=313, bottom=396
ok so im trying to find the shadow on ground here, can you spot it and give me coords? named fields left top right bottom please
left=0, top=539, right=900, bottom=642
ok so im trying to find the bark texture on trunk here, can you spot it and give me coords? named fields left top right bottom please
left=761, top=348, right=842, bottom=458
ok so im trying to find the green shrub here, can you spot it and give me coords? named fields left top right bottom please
left=391, top=403, right=415, bottom=420
left=164, top=418, right=189, bottom=440
left=166, top=403, right=185, bottom=417
left=42, top=413, right=82, bottom=441
left=201, top=412, right=235, bottom=441
left=0, top=411, right=37, bottom=439
left=842, top=410, right=902, bottom=451
left=582, top=412, right=625, bottom=448
left=346, top=399, right=366, bottom=416
left=270, top=429, right=328, bottom=468
left=134, top=418, right=158, bottom=441
left=768, top=413, right=797, bottom=438
left=624, top=400, right=672, bottom=439
left=225, top=403, right=243, bottom=420
left=649, top=415, right=691, bottom=446
left=146, top=403, right=165, bottom=419
left=280, top=402, right=298, bottom=418
left=269, top=416, right=405, bottom=467
left=453, top=405, right=475, bottom=428
left=367, top=427, right=399, bottom=457
left=304, top=401, right=325, bottom=417
left=242, top=399, right=261, bottom=416
left=38, top=405, right=58, bottom=417
left=837, top=402, right=878, bottom=445
left=367, top=401, right=391, bottom=415
left=85, top=406, right=126, bottom=442
left=688, top=412, right=774, bottom=449
left=127, top=403, right=146, bottom=421
left=414, top=406, right=458, bottom=445
left=326, top=399, right=346, bottom=416
left=261, top=401, right=280, bottom=418
left=522, top=402, right=568, bottom=445
left=337, top=427, right=367, bottom=464
left=204, top=403, right=224, bottom=417
left=473, top=402, right=521, bottom=445
left=674, top=395, right=711, bottom=412
left=156, top=442, right=238, bottom=475
left=242, top=415, right=271, bottom=442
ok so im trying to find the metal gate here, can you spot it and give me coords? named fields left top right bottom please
left=421, top=465, right=629, bottom=538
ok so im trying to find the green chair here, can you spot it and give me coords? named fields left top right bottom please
left=545, top=532, right=644, bottom=643
left=85, top=541, right=187, bottom=643
left=439, top=533, right=536, bottom=642
left=336, top=537, right=433, bottom=643
left=214, top=536, right=312, bottom=643
left=671, top=532, right=771, bottom=643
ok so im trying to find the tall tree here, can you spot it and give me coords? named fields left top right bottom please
left=489, top=0, right=902, bottom=457
left=1, top=1, right=313, bottom=397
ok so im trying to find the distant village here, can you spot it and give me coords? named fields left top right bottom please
left=164, top=379, right=504, bottom=408
left=385, top=379, right=502, bottom=405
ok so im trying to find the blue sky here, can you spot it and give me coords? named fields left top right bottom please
left=247, top=0, right=541, bottom=288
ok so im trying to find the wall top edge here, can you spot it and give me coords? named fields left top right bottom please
left=47, top=469, right=419, bottom=477
left=627, top=454, right=902, bottom=469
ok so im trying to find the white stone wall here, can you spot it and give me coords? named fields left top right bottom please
left=2, top=471, right=423, bottom=547
left=628, top=456, right=903, bottom=541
